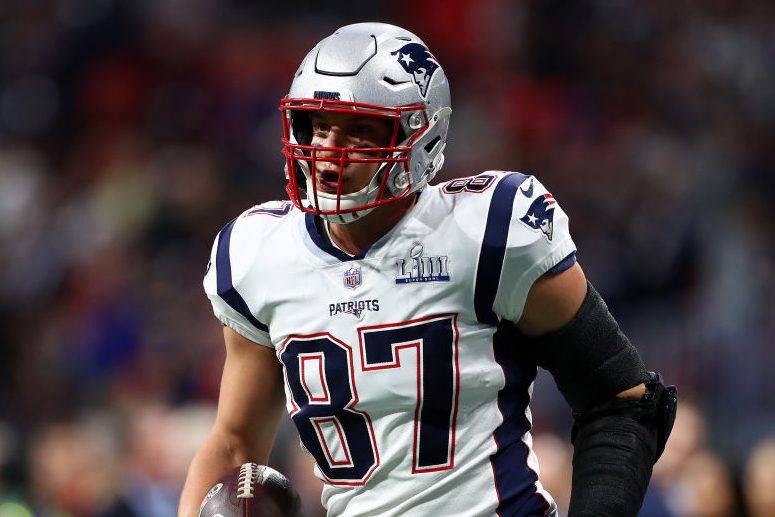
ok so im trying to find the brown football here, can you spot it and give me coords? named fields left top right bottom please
left=198, top=463, right=304, bottom=517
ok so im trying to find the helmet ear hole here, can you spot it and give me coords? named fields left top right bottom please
left=424, top=136, right=441, bottom=153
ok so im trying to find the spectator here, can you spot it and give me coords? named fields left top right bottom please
left=742, top=437, right=775, bottom=517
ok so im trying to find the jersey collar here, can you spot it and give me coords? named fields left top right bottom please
left=304, top=213, right=369, bottom=262
left=303, top=192, right=425, bottom=262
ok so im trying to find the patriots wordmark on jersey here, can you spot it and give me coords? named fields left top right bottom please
left=204, top=172, right=577, bottom=517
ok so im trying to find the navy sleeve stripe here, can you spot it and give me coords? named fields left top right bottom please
left=544, top=252, right=577, bottom=276
left=216, top=218, right=270, bottom=333
left=474, top=173, right=529, bottom=326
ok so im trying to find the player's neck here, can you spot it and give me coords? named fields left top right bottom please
left=327, top=194, right=418, bottom=256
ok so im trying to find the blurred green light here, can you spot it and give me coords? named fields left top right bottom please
left=0, top=501, right=34, bottom=517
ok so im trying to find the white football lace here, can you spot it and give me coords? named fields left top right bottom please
left=237, top=463, right=259, bottom=499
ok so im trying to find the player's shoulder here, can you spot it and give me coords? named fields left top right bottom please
left=206, top=200, right=300, bottom=290
left=432, top=170, right=533, bottom=197
left=427, top=170, right=568, bottom=242
left=219, top=200, right=299, bottom=240
left=234, top=199, right=298, bottom=226
left=427, top=170, right=535, bottom=211
left=208, top=200, right=300, bottom=265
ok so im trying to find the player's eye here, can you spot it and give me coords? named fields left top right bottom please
left=312, top=121, right=330, bottom=133
left=351, top=124, right=371, bottom=134
left=347, top=124, right=383, bottom=146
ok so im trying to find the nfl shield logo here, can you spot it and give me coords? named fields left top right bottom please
left=343, top=265, right=362, bottom=289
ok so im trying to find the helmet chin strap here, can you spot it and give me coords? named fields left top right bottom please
left=304, top=160, right=391, bottom=225
left=318, top=208, right=373, bottom=225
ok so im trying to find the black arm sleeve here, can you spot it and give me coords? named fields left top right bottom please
left=525, top=282, right=677, bottom=517
left=528, top=281, right=649, bottom=412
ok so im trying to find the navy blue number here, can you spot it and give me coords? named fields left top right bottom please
left=359, top=315, right=459, bottom=472
left=280, top=316, right=459, bottom=483
left=280, top=335, right=378, bottom=485
left=441, top=173, right=496, bottom=194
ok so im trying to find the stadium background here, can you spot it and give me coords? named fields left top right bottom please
left=0, top=1, right=773, bottom=515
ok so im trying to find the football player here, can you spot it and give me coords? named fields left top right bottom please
left=178, top=23, right=677, bottom=517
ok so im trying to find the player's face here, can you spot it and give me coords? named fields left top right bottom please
left=309, top=111, right=394, bottom=195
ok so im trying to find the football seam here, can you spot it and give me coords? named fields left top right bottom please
left=237, top=462, right=258, bottom=499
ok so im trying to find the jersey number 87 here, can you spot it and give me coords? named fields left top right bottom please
left=279, top=314, right=460, bottom=486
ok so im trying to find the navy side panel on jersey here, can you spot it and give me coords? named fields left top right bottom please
left=474, top=172, right=529, bottom=326
left=491, top=322, right=551, bottom=516
left=216, top=218, right=269, bottom=332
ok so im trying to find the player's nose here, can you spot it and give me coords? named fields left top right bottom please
left=319, top=126, right=347, bottom=151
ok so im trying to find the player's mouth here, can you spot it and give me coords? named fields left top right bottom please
left=315, top=169, right=345, bottom=193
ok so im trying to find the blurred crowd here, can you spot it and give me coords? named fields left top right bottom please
left=0, top=0, right=773, bottom=516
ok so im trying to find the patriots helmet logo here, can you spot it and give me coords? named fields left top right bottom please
left=391, top=43, right=440, bottom=98
left=520, top=193, right=557, bottom=241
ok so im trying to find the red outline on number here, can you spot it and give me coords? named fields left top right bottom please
left=277, top=337, right=300, bottom=417
left=299, top=353, right=329, bottom=404
left=311, top=416, right=354, bottom=467
left=441, top=174, right=496, bottom=195
left=441, top=178, right=470, bottom=194
left=357, top=313, right=461, bottom=474
left=277, top=332, right=380, bottom=486
left=244, top=200, right=293, bottom=218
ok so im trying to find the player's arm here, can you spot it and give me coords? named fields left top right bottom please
left=517, top=263, right=677, bottom=517
left=177, top=327, right=286, bottom=517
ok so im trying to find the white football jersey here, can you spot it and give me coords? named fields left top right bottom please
left=204, top=172, right=576, bottom=516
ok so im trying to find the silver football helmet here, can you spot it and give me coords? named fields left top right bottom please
left=280, top=22, right=452, bottom=224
